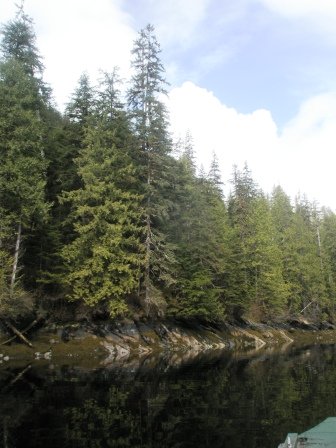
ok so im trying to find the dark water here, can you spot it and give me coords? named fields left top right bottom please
left=1, top=344, right=336, bottom=448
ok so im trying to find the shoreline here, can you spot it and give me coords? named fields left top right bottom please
left=1, top=318, right=336, bottom=367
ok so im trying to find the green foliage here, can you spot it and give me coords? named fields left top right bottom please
left=226, top=169, right=290, bottom=318
left=61, top=117, right=143, bottom=311
left=0, top=4, right=43, bottom=76
left=0, top=60, right=48, bottom=223
left=246, top=196, right=289, bottom=313
left=174, top=270, right=225, bottom=321
left=226, top=164, right=259, bottom=314
left=65, top=72, right=94, bottom=125
left=321, top=210, right=336, bottom=309
left=108, top=297, right=129, bottom=319
left=285, top=199, right=327, bottom=314
left=0, top=57, right=49, bottom=317
left=270, top=190, right=329, bottom=316
left=1, top=9, right=336, bottom=324
left=167, top=142, right=228, bottom=321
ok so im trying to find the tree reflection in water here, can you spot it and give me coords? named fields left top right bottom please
left=1, top=345, right=336, bottom=447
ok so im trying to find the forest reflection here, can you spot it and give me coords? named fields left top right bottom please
left=1, top=344, right=336, bottom=448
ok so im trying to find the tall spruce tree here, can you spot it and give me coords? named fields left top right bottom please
left=127, top=24, right=175, bottom=315
left=66, top=73, right=94, bottom=125
left=56, top=73, right=96, bottom=249
left=0, top=6, right=50, bottom=317
left=1, top=3, right=50, bottom=104
left=270, top=186, right=294, bottom=239
left=246, top=195, right=289, bottom=315
left=61, top=79, right=143, bottom=317
left=97, top=69, right=123, bottom=120
left=271, top=192, right=328, bottom=316
left=228, top=174, right=289, bottom=318
left=208, top=152, right=223, bottom=194
left=61, top=73, right=96, bottom=203
left=289, top=197, right=327, bottom=315
left=226, top=164, right=259, bottom=316
left=1, top=4, right=43, bottom=76
left=270, top=186, right=296, bottom=312
left=1, top=5, right=65, bottom=297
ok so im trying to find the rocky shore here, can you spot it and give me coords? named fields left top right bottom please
left=1, top=316, right=336, bottom=368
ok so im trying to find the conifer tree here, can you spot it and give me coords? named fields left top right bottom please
left=182, top=131, right=196, bottom=173
left=0, top=7, right=49, bottom=317
left=97, top=69, right=123, bottom=121
left=246, top=195, right=289, bottom=315
left=56, top=73, right=96, bottom=248
left=66, top=73, right=94, bottom=125
left=289, top=197, right=327, bottom=315
left=167, top=140, right=228, bottom=321
left=227, top=172, right=289, bottom=318
left=271, top=192, right=328, bottom=315
left=270, top=186, right=297, bottom=312
left=208, top=152, right=223, bottom=194
left=1, top=3, right=50, bottom=104
left=320, top=209, right=336, bottom=312
left=127, top=24, right=175, bottom=315
left=0, top=5, right=65, bottom=295
left=26, top=108, right=71, bottom=292
left=270, top=186, right=294, bottom=239
left=0, top=59, right=48, bottom=316
left=62, top=76, right=143, bottom=317
left=226, top=164, right=259, bottom=316
left=1, top=4, right=43, bottom=76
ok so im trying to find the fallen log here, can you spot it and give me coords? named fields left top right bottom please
left=1, top=317, right=41, bottom=346
left=2, top=321, right=33, bottom=348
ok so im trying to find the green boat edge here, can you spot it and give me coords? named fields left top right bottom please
left=278, top=417, right=336, bottom=447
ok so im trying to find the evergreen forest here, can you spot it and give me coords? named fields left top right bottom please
left=1, top=7, right=336, bottom=326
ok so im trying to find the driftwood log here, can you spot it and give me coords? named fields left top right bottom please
left=1, top=320, right=34, bottom=347
left=0, top=318, right=41, bottom=346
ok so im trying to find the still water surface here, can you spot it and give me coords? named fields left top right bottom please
left=1, top=344, right=336, bottom=447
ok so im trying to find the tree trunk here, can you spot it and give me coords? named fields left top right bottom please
left=316, top=226, right=323, bottom=271
left=10, top=220, right=22, bottom=299
left=145, top=216, right=151, bottom=314
left=145, top=146, right=151, bottom=315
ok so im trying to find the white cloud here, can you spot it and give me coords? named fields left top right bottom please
left=278, top=93, right=336, bottom=207
left=167, top=82, right=336, bottom=210
left=0, top=0, right=135, bottom=110
left=167, top=81, right=279, bottom=191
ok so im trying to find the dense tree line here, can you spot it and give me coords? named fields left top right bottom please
left=1, top=8, right=336, bottom=324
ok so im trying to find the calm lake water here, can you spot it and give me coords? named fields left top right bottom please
left=1, top=343, right=336, bottom=448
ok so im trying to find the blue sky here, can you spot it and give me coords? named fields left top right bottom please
left=127, top=0, right=336, bottom=126
left=1, top=0, right=336, bottom=209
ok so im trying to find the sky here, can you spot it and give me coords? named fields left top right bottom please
left=1, top=0, right=336, bottom=210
